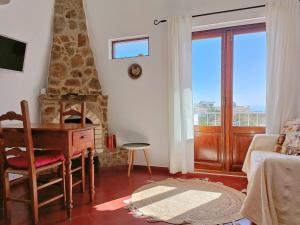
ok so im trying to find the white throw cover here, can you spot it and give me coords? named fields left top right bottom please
left=242, top=134, right=300, bottom=224
left=265, top=0, right=300, bottom=134
left=242, top=134, right=279, bottom=180
left=241, top=158, right=300, bottom=225
left=168, top=16, right=194, bottom=174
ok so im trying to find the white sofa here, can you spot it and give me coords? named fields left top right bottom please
left=242, top=134, right=300, bottom=181
left=241, top=134, right=300, bottom=225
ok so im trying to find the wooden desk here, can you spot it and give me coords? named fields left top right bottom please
left=2, top=123, right=96, bottom=219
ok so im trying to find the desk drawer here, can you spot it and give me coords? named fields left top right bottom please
left=73, top=129, right=94, bottom=149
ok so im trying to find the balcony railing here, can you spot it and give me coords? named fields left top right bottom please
left=194, top=112, right=266, bottom=126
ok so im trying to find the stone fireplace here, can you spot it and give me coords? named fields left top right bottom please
left=40, top=0, right=127, bottom=167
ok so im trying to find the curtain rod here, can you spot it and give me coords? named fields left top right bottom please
left=154, top=4, right=266, bottom=25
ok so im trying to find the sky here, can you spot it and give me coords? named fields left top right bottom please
left=192, top=32, right=267, bottom=111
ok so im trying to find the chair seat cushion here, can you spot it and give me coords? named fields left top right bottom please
left=7, top=150, right=64, bottom=169
left=73, top=149, right=83, bottom=156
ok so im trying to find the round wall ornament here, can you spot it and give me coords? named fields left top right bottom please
left=128, top=63, right=142, bottom=79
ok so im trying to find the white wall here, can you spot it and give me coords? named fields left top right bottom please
left=0, top=0, right=265, bottom=167
left=85, top=0, right=265, bottom=167
left=0, top=0, right=54, bottom=122
left=85, top=0, right=171, bottom=167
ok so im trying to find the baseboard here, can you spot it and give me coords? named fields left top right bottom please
left=98, top=164, right=167, bottom=172
left=133, top=165, right=169, bottom=172
left=96, top=164, right=247, bottom=178
left=193, top=169, right=247, bottom=178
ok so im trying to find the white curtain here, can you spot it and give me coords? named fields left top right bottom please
left=168, top=16, right=194, bottom=174
left=266, top=0, right=300, bottom=134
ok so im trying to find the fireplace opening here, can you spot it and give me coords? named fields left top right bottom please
left=65, top=115, right=92, bottom=124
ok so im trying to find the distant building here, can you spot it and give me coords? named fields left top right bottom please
left=193, top=101, right=265, bottom=126
left=194, top=101, right=220, bottom=113
left=232, top=102, right=251, bottom=113
left=198, top=101, right=215, bottom=108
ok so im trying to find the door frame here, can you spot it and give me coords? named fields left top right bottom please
left=193, top=29, right=226, bottom=171
left=226, top=23, right=266, bottom=171
left=193, top=23, right=266, bottom=172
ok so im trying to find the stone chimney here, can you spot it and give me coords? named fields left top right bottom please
left=40, top=0, right=128, bottom=167
left=47, top=0, right=101, bottom=96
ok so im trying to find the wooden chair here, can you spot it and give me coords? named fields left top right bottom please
left=60, top=101, right=86, bottom=193
left=0, top=100, right=66, bottom=225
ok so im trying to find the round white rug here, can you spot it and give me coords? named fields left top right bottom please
left=125, top=178, right=246, bottom=225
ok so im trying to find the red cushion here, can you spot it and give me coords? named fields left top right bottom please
left=7, top=151, right=64, bottom=169
left=73, top=150, right=83, bottom=156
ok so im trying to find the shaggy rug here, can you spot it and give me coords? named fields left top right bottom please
left=125, top=178, right=246, bottom=225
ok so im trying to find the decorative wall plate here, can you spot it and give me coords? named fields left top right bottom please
left=128, top=63, right=142, bottom=79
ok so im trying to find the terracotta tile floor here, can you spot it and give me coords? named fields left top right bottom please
left=0, top=166, right=252, bottom=225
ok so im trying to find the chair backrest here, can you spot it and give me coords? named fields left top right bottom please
left=59, top=101, right=86, bottom=126
left=0, top=100, right=35, bottom=171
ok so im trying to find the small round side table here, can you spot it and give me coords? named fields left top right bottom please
left=121, top=143, right=152, bottom=176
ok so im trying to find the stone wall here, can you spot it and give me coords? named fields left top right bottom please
left=40, top=0, right=128, bottom=167
left=48, top=0, right=101, bottom=96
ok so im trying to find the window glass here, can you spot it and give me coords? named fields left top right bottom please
left=192, top=37, right=222, bottom=126
left=233, top=32, right=267, bottom=126
left=112, top=37, right=149, bottom=59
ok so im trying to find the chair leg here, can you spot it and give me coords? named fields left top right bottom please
left=0, top=164, right=4, bottom=211
left=61, top=161, right=66, bottom=207
left=3, top=171, right=11, bottom=220
left=81, top=153, right=85, bottom=193
left=65, top=158, right=73, bottom=219
left=143, top=149, right=152, bottom=174
left=29, top=176, right=39, bottom=225
left=127, top=150, right=133, bottom=177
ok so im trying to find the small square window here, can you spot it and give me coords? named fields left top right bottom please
left=111, top=37, right=149, bottom=59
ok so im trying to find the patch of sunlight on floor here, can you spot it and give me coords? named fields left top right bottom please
left=139, top=190, right=222, bottom=220
left=94, top=186, right=176, bottom=211
left=93, top=196, right=130, bottom=211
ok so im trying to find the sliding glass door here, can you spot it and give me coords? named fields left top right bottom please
left=193, top=23, right=266, bottom=172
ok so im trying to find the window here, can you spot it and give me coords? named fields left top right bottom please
left=111, top=37, right=149, bottom=59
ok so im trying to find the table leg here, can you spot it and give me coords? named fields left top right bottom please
left=143, top=149, right=152, bottom=174
left=131, top=151, right=135, bottom=171
left=65, top=157, right=73, bottom=219
left=127, top=150, right=133, bottom=177
left=81, top=151, right=85, bottom=193
left=0, top=161, right=3, bottom=208
left=89, top=147, right=95, bottom=202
